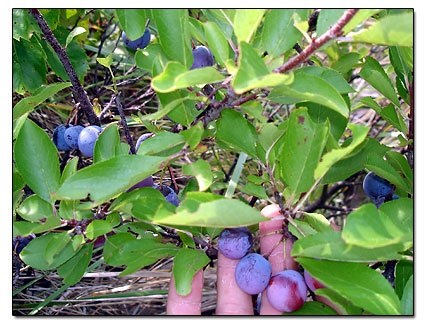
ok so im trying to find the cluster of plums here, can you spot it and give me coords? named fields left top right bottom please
left=362, top=171, right=399, bottom=208
left=218, top=227, right=325, bottom=313
left=53, top=124, right=103, bottom=157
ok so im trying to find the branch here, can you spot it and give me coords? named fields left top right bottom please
left=29, top=9, right=100, bottom=126
left=115, top=94, right=137, bottom=154
left=273, top=9, right=359, bottom=74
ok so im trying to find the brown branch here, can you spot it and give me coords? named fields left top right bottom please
left=115, top=94, right=137, bottom=154
left=29, top=9, right=100, bottom=126
left=273, top=9, right=360, bottom=74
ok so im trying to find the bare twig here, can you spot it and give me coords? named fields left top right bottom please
left=115, top=94, right=136, bottom=154
left=273, top=9, right=359, bottom=74
left=29, top=9, right=100, bottom=126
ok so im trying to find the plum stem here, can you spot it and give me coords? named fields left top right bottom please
left=29, top=9, right=100, bottom=126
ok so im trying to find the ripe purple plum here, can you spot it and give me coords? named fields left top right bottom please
left=78, top=125, right=103, bottom=157
left=304, top=269, right=326, bottom=292
left=52, top=124, right=72, bottom=151
left=235, top=253, right=272, bottom=295
left=218, top=227, right=253, bottom=259
left=190, top=45, right=214, bottom=70
left=153, top=184, right=179, bottom=207
left=64, top=125, right=84, bottom=149
left=122, top=28, right=151, bottom=50
left=267, top=270, right=307, bottom=313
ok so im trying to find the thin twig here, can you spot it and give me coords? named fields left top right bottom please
left=115, top=94, right=136, bottom=154
left=273, top=9, right=359, bottom=74
left=29, top=9, right=100, bottom=126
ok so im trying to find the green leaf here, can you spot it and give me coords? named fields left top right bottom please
left=85, top=220, right=113, bottom=240
left=283, top=301, right=339, bottom=315
left=232, top=41, right=293, bottom=94
left=115, top=9, right=147, bottom=40
left=57, top=243, right=93, bottom=286
left=13, top=37, right=47, bottom=93
left=302, top=212, right=333, bottom=233
left=385, top=151, right=413, bottom=190
left=350, top=12, right=413, bottom=47
left=152, top=9, right=193, bottom=68
left=342, top=9, right=380, bottom=33
left=365, top=154, right=410, bottom=193
left=233, top=9, right=265, bottom=43
left=269, top=73, right=350, bottom=118
left=182, top=159, right=213, bottom=192
left=238, top=182, right=268, bottom=200
left=359, top=56, right=401, bottom=107
left=15, top=119, right=60, bottom=203
left=60, top=156, right=79, bottom=185
left=401, top=275, right=413, bottom=315
left=262, top=9, right=303, bottom=58
left=203, top=21, right=229, bottom=67
left=153, top=192, right=268, bottom=227
left=96, top=53, right=113, bottom=69
left=395, top=260, right=413, bottom=299
left=342, top=201, right=412, bottom=249
left=315, top=289, right=363, bottom=315
left=137, top=132, right=185, bottom=157
left=295, top=66, right=355, bottom=94
left=16, top=194, right=55, bottom=222
left=65, top=26, right=87, bottom=48
left=13, top=9, right=36, bottom=41
left=13, top=82, right=71, bottom=120
left=154, top=90, right=198, bottom=127
left=380, top=104, right=408, bottom=135
left=152, top=61, right=225, bottom=93
left=314, top=123, right=369, bottom=179
left=292, top=231, right=406, bottom=262
left=53, top=155, right=167, bottom=208
left=172, top=248, right=210, bottom=296
left=181, top=123, right=204, bottom=150
left=332, top=52, right=361, bottom=75
left=135, top=43, right=170, bottom=75
left=20, top=232, right=79, bottom=270
left=216, top=109, right=258, bottom=158
left=93, top=123, right=121, bottom=163
left=297, top=258, right=402, bottom=315
left=316, top=9, right=345, bottom=36
left=279, top=108, right=328, bottom=199
left=59, top=200, right=93, bottom=221
left=188, top=17, right=206, bottom=44
left=44, top=231, right=72, bottom=265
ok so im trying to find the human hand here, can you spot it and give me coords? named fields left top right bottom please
left=166, top=204, right=318, bottom=315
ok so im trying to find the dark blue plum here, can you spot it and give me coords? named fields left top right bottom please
left=363, top=171, right=396, bottom=208
left=153, top=184, right=179, bottom=207
left=267, top=270, right=307, bottom=313
left=64, top=125, right=84, bottom=149
left=52, top=124, right=72, bottom=151
left=127, top=176, right=155, bottom=193
left=218, top=227, right=253, bottom=259
left=235, top=253, right=272, bottom=295
left=190, top=45, right=214, bottom=70
left=122, top=29, right=151, bottom=50
left=78, top=125, right=103, bottom=157
left=13, top=234, right=35, bottom=255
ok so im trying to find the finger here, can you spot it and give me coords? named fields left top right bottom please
left=259, top=204, right=297, bottom=315
left=166, top=269, right=204, bottom=315
left=216, top=251, right=254, bottom=315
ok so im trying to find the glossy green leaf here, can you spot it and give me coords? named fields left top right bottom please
left=269, top=73, right=349, bottom=118
left=298, top=258, right=402, bottom=315
left=115, top=9, right=147, bottom=40
left=342, top=200, right=412, bottom=249
left=182, top=159, right=213, bottom=191
left=13, top=82, right=71, bottom=120
left=172, top=248, right=210, bottom=296
left=93, top=123, right=121, bottom=163
left=13, top=216, right=62, bottom=238
left=137, top=132, right=185, bottom=157
left=65, top=26, right=87, bottom=48
left=283, top=301, right=339, bottom=315
left=395, top=260, right=413, bottom=299
left=302, top=212, right=333, bottom=233
left=295, top=66, right=355, bottom=93
left=359, top=56, right=400, bottom=107
left=135, top=43, right=170, bottom=75
left=342, top=9, right=380, bottom=33
left=385, top=151, right=413, bottom=190
left=152, top=9, right=193, bottom=68
left=279, top=108, right=328, bottom=199
left=181, top=123, right=204, bottom=150
left=85, top=220, right=113, bottom=240
left=15, top=119, right=60, bottom=203
left=96, top=53, right=113, bottom=69
left=53, top=155, right=167, bottom=208
left=332, top=52, right=361, bottom=75
left=60, top=156, right=79, bottom=185
left=315, top=289, right=363, bottom=315
left=314, top=123, right=369, bottom=179
left=292, top=231, right=406, bottom=262
left=233, top=9, right=265, bottom=43
left=204, top=21, right=229, bottom=66
left=16, top=194, right=55, bottom=222
left=401, top=275, right=413, bottom=315
left=57, top=243, right=93, bottom=286
left=316, top=9, right=345, bottom=37
left=13, top=9, right=36, bottom=41
left=216, top=109, right=258, bottom=158
left=232, top=41, right=293, bottom=94
left=44, top=231, right=72, bottom=265
left=188, top=17, right=206, bottom=44
left=262, top=9, right=302, bottom=58
left=153, top=192, right=268, bottom=227
left=13, top=37, right=47, bottom=93
left=20, top=232, right=79, bottom=270
left=365, top=154, right=410, bottom=193
left=59, top=200, right=93, bottom=221
left=350, top=12, right=413, bottom=47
